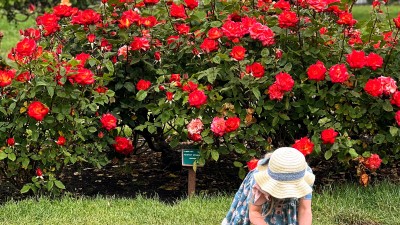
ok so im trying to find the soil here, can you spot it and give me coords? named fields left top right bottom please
left=1, top=148, right=400, bottom=204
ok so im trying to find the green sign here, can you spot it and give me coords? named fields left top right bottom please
left=182, top=149, right=201, bottom=166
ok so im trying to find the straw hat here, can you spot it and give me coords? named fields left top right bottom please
left=254, top=147, right=315, bottom=199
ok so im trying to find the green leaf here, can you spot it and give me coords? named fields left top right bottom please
left=47, top=86, right=54, bottom=98
left=54, top=180, right=66, bottom=189
left=279, top=113, right=290, bottom=120
left=105, top=60, right=114, bottom=74
left=252, top=87, right=260, bottom=100
left=348, top=148, right=358, bottom=158
left=210, top=21, right=222, bottom=27
left=20, top=185, right=31, bottom=194
left=88, top=127, right=97, bottom=133
left=390, top=126, right=398, bottom=137
left=0, top=151, right=7, bottom=160
left=233, top=161, right=243, bottom=167
left=373, top=134, right=385, bottom=144
left=124, top=82, right=135, bottom=92
left=211, top=150, right=219, bottom=161
left=382, top=100, right=393, bottom=112
left=136, top=91, right=147, bottom=101
left=47, top=180, right=54, bottom=191
left=8, top=153, right=16, bottom=161
left=324, top=150, right=332, bottom=160
left=203, top=136, right=214, bottom=144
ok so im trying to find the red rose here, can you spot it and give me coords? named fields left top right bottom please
left=292, top=137, right=314, bottom=156
left=175, top=23, right=190, bottom=35
left=188, top=90, right=207, bottom=108
left=225, top=117, right=240, bottom=132
left=130, top=37, right=150, bottom=51
left=71, top=9, right=101, bottom=26
left=393, top=14, right=400, bottom=29
left=364, top=154, right=382, bottom=170
left=278, top=10, right=299, bottom=29
left=275, top=49, right=283, bottom=59
left=16, top=71, right=33, bottom=83
left=207, top=27, right=223, bottom=40
left=36, top=168, right=43, bottom=177
left=275, top=72, right=294, bottom=92
left=170, top=3, right=187, bottom=19
left=166, top=91, right=174, bottom=101
left=364, top=78, right=383, bottom=97
left=307, top=60, right=326, bottom=81
left=75, top=53, right=91, bottom=68
left=346, top=50, right=366, bottom=69
left=72, top=68, right=95, bottom=85
left=154, top=52, right=161, bottom=61
left=268, top=83, right=284, bottom=101
left=329, top=64, right=349, bottom=83
left=0, top=70, right=15, bottom=87
left=390, top=91, right=400, bottom=107
left=321, top=128, right=338, bottom=144
left=27, top=101, right=49, bottom=121
left=230, top=46, right=246, bottom=61
left=144, top=0, right=160, bottom=5
left=36, top=13, right=60, bottom=36
left=319, top=27, right=328, bottom=35
left=246, top=62, right=265, bottom=78
left=274, top=0, right=291, bottom=11
left=20, top=28, right=41, bottom=41
left=98, top=131, right=104, bottom=139
left=188, top=133, right=202, bottom=142
left=56, top=136, right=66, bottom=146
left=113, top=136, right=134, bottom=155
left=100, top=113, right=118, bottom=131
left=337, top=12, right=357, bottom=26
left=136, top=79, right=152, bottom=91
left=7, top=137, right=15, bottom=146
left=249, top=23, right=275, bottom=46
left=95, top=86, right=108, bottom=94
left=140, top=16, right=158, bottom=28
left=366, top=53, right=383, bottom=70
left=184, top=0, right=199, bottom=10
left=395, top=110, right=400, bottom=126
left=221, top=20, right=247, bottom=40
left=15, top=38, right=37, bottom=57
left=200, top=38, right=219, bottom=53
left=247, top=158, right=259, bottom=171
left=87, top=34, right=96, bottom=43
left=182, top=81, right=198, bottom=92
left=53, top=5, right=78, bottom=17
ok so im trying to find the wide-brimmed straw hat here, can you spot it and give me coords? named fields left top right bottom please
left=254, top=147, right=315, bottom=199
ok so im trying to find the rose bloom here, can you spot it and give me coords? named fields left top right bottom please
left=175, top=23, right=190, bottom=35
left=211, top=117, right=226, bottom=137
left=87, top=33, right=96, bottom=43
left=7, top=137, right=15, bottom=146
left=378, top=76, right=397, bottom=96
left=278, top=10, right=299, bottom=29
left=207, top=27, right=223, bottom=40
left=319, top=27, right=328, bottom=35
left=225, top=117, right=240, bottom=133
left=329, top=64, right=349, bottom=83
left=188, top=133, right=202, bottom=142
left=185, top=0, right=199, bottom=10
left=187, top=118, right=204, bottom=135
left=247, top=158, right=259, bottom=171
left=307, top=60, right=326, bottom=81
left=27, top=101, right=49, bottom=121
left=75, top=52, right=91, bottom=67
left=230, top=46, right=246, bottom=61
left=72, top=68, right=95, bottom=85
left=71, top=9, right=101, bottom=26
left=170, top=74, right=181, bottom=83
left=144, top=0, right=159, bottom=5
left=391, top=91, right=400, bottom=107
left=221, top=20, right=247, bottom=40
left=170, top=3, right=187, bottom=19
left=275, top=72, right=294, bottom=92
left=364, top=154, right=382, bottom=170
left=200, top=38, right=219, bottom=53
left=0, top=70, right=15, bottom=87
left=36, top=13, right=60, bottom=36
left=321, top=128, right=338, bottom=144
left=396, top=110, right=400, bottom=126
left=346, top=50, right=366, bottom=69
left=20, top=28, right=41, bottom=41
left=182, top=81, right=198, bottom=92
left=307, top=0, right=328, bottom=12
left=292, top=137, right=314, bottom=156
left=53, top=5, right=78, bottom=17
left=100, top=113, right=118, bottom=131
left=95, top=86, right=108, bottom=94
left=113, top=136, right=134, bottom=155
left=136, top=79, right=152, bottom=91
left=364, top=78, right=383, bottom=97
left=15, top=38, right=37, bottom=57
left=337, top=12, right=357, bottom=26
left=188, top=90, right=207, bottom=108
left=268, top=83, right=284, bottom=101
left=274, top=0, right=291, bottom=11
left=165, top=91, right=174, bottom=102
left=246, top=62, right=265, bottom=78
left=118, top=45, right=131, bottom=59
left=393, top=14, right=400, bottom=29
left=365, top=53, right=383, bottom=70
left=140, top=16, right=158, bottom=28
left=130, top=37, right=150, bottom=51
left=249, top=22, right=275, bottom=46
left=56, top=136, right=66, bottom=146
left=36, top=168, right=43, bottom=177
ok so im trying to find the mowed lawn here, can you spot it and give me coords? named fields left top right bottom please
left=0, top=182, right=399, bottom=225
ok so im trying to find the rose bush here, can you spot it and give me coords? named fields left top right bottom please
left=1, top=0, right=399, bottom=193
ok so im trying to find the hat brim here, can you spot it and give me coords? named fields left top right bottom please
left=254, top=167, right=314, bottom=199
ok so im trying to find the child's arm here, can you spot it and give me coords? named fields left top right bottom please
left=298, top=198, right=312, bottom=225
left=249, top=193, right=268, bottom=225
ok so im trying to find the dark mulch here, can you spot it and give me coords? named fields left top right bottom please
left=1, top=149, right=399, bottom=204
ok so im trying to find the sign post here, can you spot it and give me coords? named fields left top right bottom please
left=182, top=148, right=201, bottom=197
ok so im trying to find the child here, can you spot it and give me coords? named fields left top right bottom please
left=222, top=147, right=315, bottom=225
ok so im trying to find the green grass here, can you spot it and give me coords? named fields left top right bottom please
left=352, top=4, right=400, bottom=21
left=0, top=182, right=399, bottom=225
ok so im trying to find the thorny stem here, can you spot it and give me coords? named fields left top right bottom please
left=339, top=27, right=348, bottom=62
left=383, top=29, right=400, bottom=73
